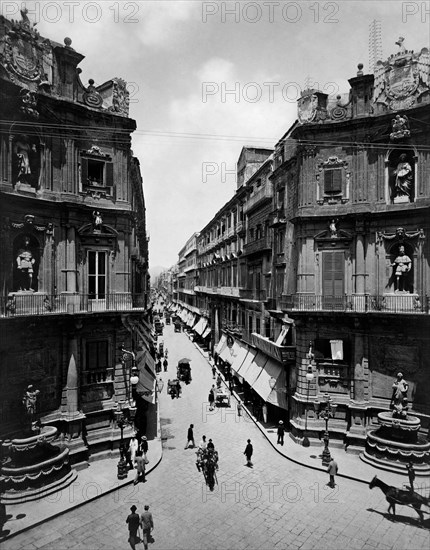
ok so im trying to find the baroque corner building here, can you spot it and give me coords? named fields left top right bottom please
left=283, top=40, right=430, bottom=458
left=0, top=12, right=152, bottom=467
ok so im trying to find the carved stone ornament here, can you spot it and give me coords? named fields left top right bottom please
left=20, top=89, right=39, bottom=119
left=318, top=156, right=348, bottom=171
left=0, top=9, right=53, bottom=92
left=83, top=79, right=103, bottom=109
left=373, top=38, right=430, bottom=111
left=10, top=214, right=53, bottom=234
left=85, top=145, right=110, bottom=158
left=108, top=78, right=130, bottom=117
left=390, top=114, right=410, bottom=141
left=377, top=227, right=425, bottom=245
left=298, top=91, right=318, bottom=123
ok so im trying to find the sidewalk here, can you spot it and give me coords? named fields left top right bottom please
left=1, top=411, right=163, bottom=541
left=190, top=337, right=423, bottom=491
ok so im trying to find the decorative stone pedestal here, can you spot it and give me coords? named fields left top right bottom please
left=361, top=411, right=430, bottom=475
left=0, top=426, right=77, bottom=504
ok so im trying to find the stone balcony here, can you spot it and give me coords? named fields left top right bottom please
left=243, top=185, right=273, bottom=214
left=1, top=292, right=148, bottom=317
left=280, top=293, right=429, bottom=314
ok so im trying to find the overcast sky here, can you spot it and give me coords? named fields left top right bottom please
left=17, top=0, right=430, bottom=268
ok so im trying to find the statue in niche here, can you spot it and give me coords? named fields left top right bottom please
left=391, top=244, right=412, bottom=292
left=16, top=236, right=36, bottom=291
left=392, top=153, right=413, bottom=200
left=390, top=372, right=409, bottom=418
left=13, top=135, right=40, bottom=187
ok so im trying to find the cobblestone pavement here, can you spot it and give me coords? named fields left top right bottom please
left=3, top=325, right=430, bottom=550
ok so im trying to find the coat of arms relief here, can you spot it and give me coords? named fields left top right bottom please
left=373, top=38, right=430, bottom=111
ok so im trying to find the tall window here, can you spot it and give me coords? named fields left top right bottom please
left=86, top=340, right=108, bottom=370
left=322, top=251, right=344, bottom=308
left=324, top=169, right=342, bottom=194
left=88, top=251, right=107, bottom=299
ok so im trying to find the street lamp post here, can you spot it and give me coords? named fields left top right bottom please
left=115, top=401, right=136, bottom=479
left=314, top=393, right=337, bottom=466
left=302, top=342, right=315, bottom=447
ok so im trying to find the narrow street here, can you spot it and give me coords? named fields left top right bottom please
left=3, top=325, right=429, bottom=550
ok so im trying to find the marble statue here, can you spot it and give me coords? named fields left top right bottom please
left=390, top=372, right=409, bottom=418
left=391, top=245, right=411, bottom=292
left=16, top=237, right=36, bottom=290
left=393, top=154, right=413, bottom=199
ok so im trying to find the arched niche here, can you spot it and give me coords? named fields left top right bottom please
left=385, top=148, right=417, bottom=204
left=10, top=124, right=42, bottom=189
left=13, top=233, right=40, bottom=292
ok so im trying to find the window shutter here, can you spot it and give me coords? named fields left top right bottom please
left=81, top=157, right=88, bottom=187
left=324, top=169, right=342, bottom=194
left=322, top=251, right=344, bottom=297
left=105, top=162, right=113, bottom=189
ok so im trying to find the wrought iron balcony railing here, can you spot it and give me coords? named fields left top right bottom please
left=1, top=292, right=148, bottom=318
left=280, top=294, right=428, bottom=314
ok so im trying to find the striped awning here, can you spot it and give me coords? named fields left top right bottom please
left=215, top=334, right=227, bottom=355
left=230, top=342, right=248, bottom=376
left=136, top=350, right=157, bottom=404
left=202, top=326, right=211, bottom=339
left=240, top=351, right=268, bottom=387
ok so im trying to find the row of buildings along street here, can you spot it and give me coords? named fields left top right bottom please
left=158, top=39, right=430, bottom=473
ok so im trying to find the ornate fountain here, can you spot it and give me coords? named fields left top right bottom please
left=0, top=385, right=77, bottom=504
left=361, top=373, right=430, bottom=475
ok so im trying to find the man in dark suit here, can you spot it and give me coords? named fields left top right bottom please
left=244, top=439, right=253, bottom=467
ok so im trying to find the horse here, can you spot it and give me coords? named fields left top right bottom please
left=369, top=475, right=429, bottom=522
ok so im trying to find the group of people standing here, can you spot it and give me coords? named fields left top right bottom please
left=121, top=433, right=149, bottom=485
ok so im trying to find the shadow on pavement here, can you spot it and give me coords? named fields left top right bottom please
left=367, top=508, right=430, bottom=530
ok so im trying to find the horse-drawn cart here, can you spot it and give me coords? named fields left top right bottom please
left=167, top=379, right=182, bottom=399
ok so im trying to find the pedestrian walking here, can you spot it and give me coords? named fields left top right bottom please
left=277, top=421, right=285, bottom=446
left=237, top=402, right=242, bottom=417
left=407, top=462, right=415, bottom=492
left=129, top=435, right=139, bottom=465
left=140, top=505, right=154, bottom=550
left=126, top=505, right=141, bottom=550
left=141, top=436, right=148, bottom=460
left=208, top=389, right=215, bottom=410
left=134, top=450, right=146, bottom=485
left=164, top=348, right=168, bottom=358
left=327, top=457, right=338, bottom=488
left=121, top=442, right=134, bottom=470
left=212, top=365, right=216, bottom=379
left=163, top=358, right=168, bottom=372
left=244, top=439, right=253, bottom=467
left=207, top=438, right=215, bottom=451
left=184, top=424, right=195, bottom=449
left=199, top=435, right=207, bottom=450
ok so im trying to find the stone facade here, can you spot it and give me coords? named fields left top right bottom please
left=0, top=12, right=151, bottom=465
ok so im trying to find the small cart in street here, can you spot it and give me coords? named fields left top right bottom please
left=215, top=387, right=231, bottom=407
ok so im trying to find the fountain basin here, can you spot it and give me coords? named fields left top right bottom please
left=0, top=425, right=77, bottom=504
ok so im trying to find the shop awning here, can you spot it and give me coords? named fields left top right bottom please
left=252, top=359, right=284, bottom=402
left=219, top=340, right=234, bottom=363
left=236, top=347, right=257, bottom=378
left=215, top=334, right=227, bottom=355
left=266, top=365, right=288, bottom=410
left=202, top=326, right=211, bottom=339
left=240, top=351, right=268, bottom=387
left=230, top=342, right=248, bottom=375
left=136, top=350, right=157, bottom=404
left=194, top=317, right=208, bottom=336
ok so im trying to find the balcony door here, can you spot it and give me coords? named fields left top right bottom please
left=322, top=251, right=344, bottom=309
left=88, top=250, right=107, bottom=310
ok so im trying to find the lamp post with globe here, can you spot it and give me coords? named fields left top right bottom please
left=314, top=392, right=337, bottom=466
